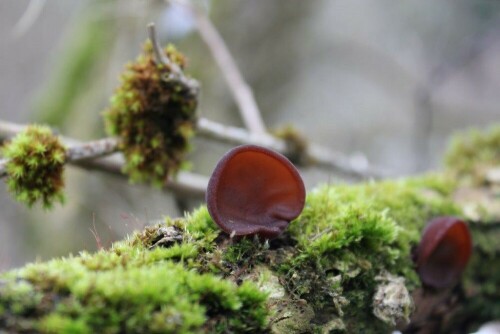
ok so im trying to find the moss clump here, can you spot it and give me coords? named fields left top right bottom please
left=283, top=175, right=460, bottom=331
left=459, top=234, right=500, bottom=330
left=103, top=42, right=198, bottom=187
left=1, top=125, right=66, bottom=208
left=273, top=125, right=309, bottom=165
left=0, top=215, right=268, bottom=333
left=0, top=175, right=465, bottom=333
left=16, top=262, right=266, bottom=334
left=445, top=124, right=500, bottom=185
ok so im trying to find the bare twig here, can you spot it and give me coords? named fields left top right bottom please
left=0, top=159, right=7, bottom=177
left=146, top=17, right=384, bottom=178
left=147, top=22, right=200, bottom=96
left=175, top=0, right=266, bottom=134
left=65, top=137, right=120, bottom=161
left=147, top=23, right=178, bottom=71
left=0, top=121, right=120, bottom=177
left=197, top=118, right=387, bottom=179
left=197, top=117, right=286, bottom=151
left=11, top=0, right=46, bottom=38
left=0, top=136, right=119, bottom=177
left=0, top=116, right=386, bottom=184
left=74, top=154, right=208, bottom=198
left=0, top=121, right=207, bottom=198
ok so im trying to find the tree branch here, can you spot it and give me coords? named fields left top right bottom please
left=197, top=118, right=387, bottom=179
left=11, top=0, right=46, bottom=38
left=146, top=18, right=385, bottom=178
left=0, top=113, right=386, bottom=196
left=66, top=137, right=120, bottom=161
left=147, top=22, right=200, bottom=97
left=0, top=121, right=207, bottom=198
left=175, top=0, right=266, bottom=134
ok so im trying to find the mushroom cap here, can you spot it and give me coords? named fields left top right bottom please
left=206, top=145, right=306, bottom=239
left=415, top=216, right=472, bottom=289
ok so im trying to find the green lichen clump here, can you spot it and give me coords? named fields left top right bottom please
left=1, top=125, right=66, bottom=208
left=0, top=176, right=462, bottom=333
left=103, top=42, right=198, bottom=187
left=445, top=124, right=500, bottom=184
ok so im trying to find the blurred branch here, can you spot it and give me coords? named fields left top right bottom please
left=147, top=22, right=200, bottom=96
left=11, top=0, right=46, bottom=38
left=0, top=120, right=120, bottom=166
left=147, top=22, right=174, bottom=68
left=175, top=0, right=266, bottom=134
left=65, top=138, right=120, bottom=161
left=147, top=17, right=385, bottom=178
left=198, top=118, right=387, bottom=179
left=0, top=120, right=207, bottom=198
left=0, top=115, right=385, bottom=197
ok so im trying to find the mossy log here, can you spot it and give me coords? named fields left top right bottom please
left=0, top=127, right=499, bottom=333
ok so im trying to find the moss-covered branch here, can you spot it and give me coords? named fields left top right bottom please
left=0, top=126, right=498, bottom=332
left=1, top=163, right=499, bottom=333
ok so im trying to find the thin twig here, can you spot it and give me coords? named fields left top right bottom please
left=65, top=137, right=120, bottom=161
left=197, top=117, right=286, bottom=150
left=0, top=159, right=7, bottom=177
left=175, top=0, right=266, bottom=134
left=11, top=0, right=46, bottom=38
left=0, top=136, right=119, bottom=178
left=146, top=22, right=200, bottom=96
left=0, top=121, right=120, bottom=176
left=73, top=154, right=208, bottom=198
left=0, top=121, right=207, bottom=198
left=147, top=16, right=384, bottom=178
left=197, top=118, right=387, bottom=179
left=147, top=23, right=178, bottom=71
left=0, top=116, right=386, bottom=183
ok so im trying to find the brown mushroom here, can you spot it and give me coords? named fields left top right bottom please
left=414, top=216, right=472, bottom=289
left=206, top=145, right=306, bottom=239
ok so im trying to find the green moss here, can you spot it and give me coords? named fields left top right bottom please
left=273, top=125, right=309, bottom=165
left=433, top=125, right=500, bottom=330
left=0, top=175, right=464, bottom=333
left=460, top=223, right=500, bottom=329
left=461, top=246, right=500, bottom=327
left=283, top=175, right=460, bottom=331
left=0, top=202, right=268, bottom=333
left=445, top=124, right=500, bottom=185
left=103, top=41, right=198, bottom=187
left=1, top=125, right=66, bottom=209
left=1, top=250, right=267, bottom=333
left=38, top=314, right=91, bottom=334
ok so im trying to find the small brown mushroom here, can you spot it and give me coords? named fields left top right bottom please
left=206, top=145, right=306, bottom=239
left=414, top=216, right=472, bottom=289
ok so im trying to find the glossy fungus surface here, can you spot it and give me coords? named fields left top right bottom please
left=206, top=145, right=306, bottom=239
left=415, top=216, right=472, bottom=289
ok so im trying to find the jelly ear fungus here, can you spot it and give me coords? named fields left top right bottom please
left=413, top=216, right=472, bottom=289
left=206, top=145, right=306, bottom=239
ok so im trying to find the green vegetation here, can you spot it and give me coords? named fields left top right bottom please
left=0, top=207, right=267, bottom=334
left=2, top=124, right=499, bottom=333
left=103, top=42, right=198, bottom=187
left=282, top=175, right=460, bottom=332
left=273, top=125, right=309, bottom=165
left=0, top=174, right=463, bottom=333
left=1, top=125, right=66, bottom=208
left=445, top=124, right=500, bottom=185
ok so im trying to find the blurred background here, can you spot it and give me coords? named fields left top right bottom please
left=0, top=0, right=498, bottom=270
